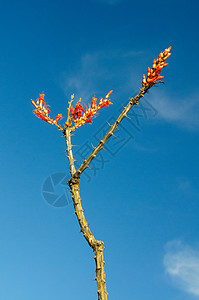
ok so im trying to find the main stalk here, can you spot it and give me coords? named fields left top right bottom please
left=64, top=128, right=108, bottom=300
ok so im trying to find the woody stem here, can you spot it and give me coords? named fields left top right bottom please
left=71, top=88, right=148, bottom=179
left=64, top=127, right=108, bottom=300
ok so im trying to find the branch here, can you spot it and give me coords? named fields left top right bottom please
left=72, top=88, right=148, bottom=179
left=69, top=46, right=171, bottom=179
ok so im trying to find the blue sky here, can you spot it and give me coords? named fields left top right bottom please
left=0, top=0, right=199, bottom=299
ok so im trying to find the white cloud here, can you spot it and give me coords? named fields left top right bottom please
left=63, top=52, right=104, bottom=100
left=62, top=49, right=143, bottom=103
left=62, top=49, right=199, bottom=131
left=150, top=92, right=199, bottom=130
left=164, top=240, right=199, bottom=297
left=62, top=48, right=199, bottom=132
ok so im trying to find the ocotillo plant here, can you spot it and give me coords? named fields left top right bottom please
left=31, top=47, right=171, bottom=300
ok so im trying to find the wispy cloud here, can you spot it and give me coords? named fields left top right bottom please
left=163, top=240, right=199, bottom=297
left=62, top=49, right=144, bottom=103
left=62, top=49, right=199, bottom=130
left=63, top=52, right=106, bottom=100
left=150, top=92, right=199, bottom=130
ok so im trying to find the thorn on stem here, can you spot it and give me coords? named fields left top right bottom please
left=106, top=121, right=112, bottom=127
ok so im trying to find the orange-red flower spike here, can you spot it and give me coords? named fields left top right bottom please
left=31, top=93, right=63, bottom=130
left=142, top=47, right=171, bottom=90
left=68, top=91, right=113, bottom=131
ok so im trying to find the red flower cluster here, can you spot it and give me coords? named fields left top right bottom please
left=142, top=47, right=171, bottom=89
left=69, top=91, right=113, bottom=130
left=31, top=93, right=62, bottom=128
left=70, top=100, right=85, bottom=122
left=31, top=91, right=113, bottom=132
